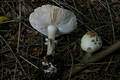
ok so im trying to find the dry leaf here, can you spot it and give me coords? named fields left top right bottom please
left=0, top=16, right=9, bottom=22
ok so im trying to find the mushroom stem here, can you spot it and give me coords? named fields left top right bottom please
left=46, top=25, right=57, bottom=55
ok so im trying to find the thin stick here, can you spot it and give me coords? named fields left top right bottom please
left=15, top=1, right=22, bottom=79
left=17, top=0, right=22, bottom=53
left=72, top=0, right=77, bottom=9
left=106, top=1, right=116, bottom=43
left=68, top=48, right=74, bottom=80
left=19, top=56, right=39, bottom=69
left=72, top=41, right=120, bottom=77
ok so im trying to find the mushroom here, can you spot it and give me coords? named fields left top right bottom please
left=29, top=5, right=77, bottom=56
left=80, top=31, right=102, bottom=58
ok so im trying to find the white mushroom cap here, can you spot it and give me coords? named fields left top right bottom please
left=81, top=31, right=102, bottom=53
left=29, top=4, right=77, bottom=37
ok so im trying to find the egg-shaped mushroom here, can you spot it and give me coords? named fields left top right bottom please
left=81, top=31, right=102, bottom=57
left=29, top=5, right=77, bottom=55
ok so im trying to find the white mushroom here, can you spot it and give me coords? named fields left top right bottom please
left=81, top=31, right=102, bottom=58
left=29, top=5, right=77, bottom=55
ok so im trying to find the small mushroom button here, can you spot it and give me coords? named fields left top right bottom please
left=81, top=31, right=102, bottom=58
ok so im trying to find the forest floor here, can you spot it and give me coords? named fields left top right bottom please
left=0, top=0, right=120, bottom=80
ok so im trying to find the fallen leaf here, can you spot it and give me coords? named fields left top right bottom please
left=0, top=16, right=9, bottom=22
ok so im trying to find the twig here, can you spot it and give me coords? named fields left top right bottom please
left=72, top=0, right=77, bottom=9
left=15, top=1, right=22, bottom=79
left=68, top=48, right=74, bottom=80
left=72, top=41, right=120, bottom=77
left=17, top=0, right=22, bottom=53
left=75, top=61, right=115, bottom=65
left=106, top=1, right=116, bottom=43
left=19, top=56, right=39, bottom=69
